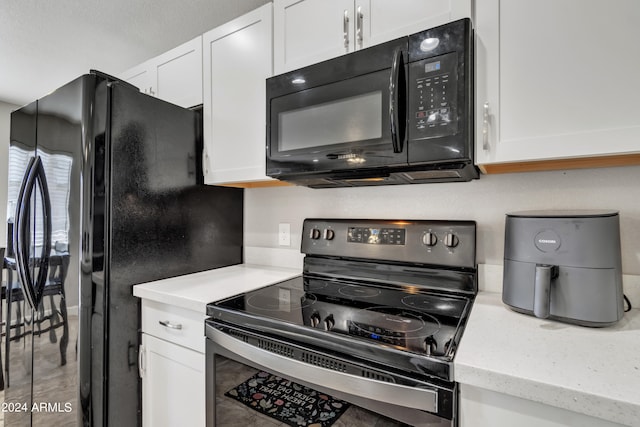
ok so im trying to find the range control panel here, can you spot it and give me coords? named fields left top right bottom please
left=302, top=219, right=476, bottom=269
left=347, top=227, right=406, bottom=245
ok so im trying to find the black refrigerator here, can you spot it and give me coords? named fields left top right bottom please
left=4, top=70, right=243, bottom=426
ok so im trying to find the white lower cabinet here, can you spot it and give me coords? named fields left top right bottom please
left=459, top=384, right=626, bottom=427
left=139, top=300, right=205, bottom=427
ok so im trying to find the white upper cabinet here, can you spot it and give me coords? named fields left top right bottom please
left=154, top=37, right=203, bottom=108
left=202, top=4, right=275, bottom=185
left=120, top=63, right=154, bottom=96
left=274, top=0, right=471, bottom=74
left=120, top=36, right=203, bottom=108
left=476, top=0, right=640, bottom=170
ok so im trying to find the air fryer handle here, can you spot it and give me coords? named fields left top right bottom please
left=533, top=264, right=558, bottom=319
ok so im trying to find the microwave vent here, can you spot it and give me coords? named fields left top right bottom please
left=401, top=170, right=462, bottom=181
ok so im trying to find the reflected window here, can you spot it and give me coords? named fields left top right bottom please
left=7, top=145, right=72, bottom=248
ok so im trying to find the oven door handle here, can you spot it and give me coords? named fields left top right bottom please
left=208, top=327, right=438, bottom=413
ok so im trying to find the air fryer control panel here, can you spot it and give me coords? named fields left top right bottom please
left=410, top=52, right=458, bottom=139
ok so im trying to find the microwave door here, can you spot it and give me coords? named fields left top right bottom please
left=267, top=60, right=407, bottom=177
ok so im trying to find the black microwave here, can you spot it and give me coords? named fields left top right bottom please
left=266, top=18, right=477, bottom=188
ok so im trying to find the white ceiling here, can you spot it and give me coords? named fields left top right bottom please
left=0, top=0, right=269, bottom=107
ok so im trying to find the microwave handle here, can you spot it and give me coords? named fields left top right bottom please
left=389, top=49, right=406, bottom=153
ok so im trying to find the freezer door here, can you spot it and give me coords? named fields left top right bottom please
left=5, top=102, right=37, bottom=426
left=32, top=74, right=88, bottom=426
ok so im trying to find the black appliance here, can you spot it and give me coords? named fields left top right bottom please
left=206, top=219, right=476, bottom=426
left=4, top=70, right=243, bottom=426
left=266, top=19, right=476, bottom=188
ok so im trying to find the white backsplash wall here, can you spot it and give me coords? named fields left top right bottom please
left=245, top=165, right=640, bottom=274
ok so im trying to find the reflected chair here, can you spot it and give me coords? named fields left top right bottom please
left=3, top=247, right=69, bottom=388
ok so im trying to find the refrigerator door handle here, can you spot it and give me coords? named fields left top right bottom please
left=32, top=156, right=53, bottom=308
left=15, top=156, right=52, bottom=310
left=14, top=156, right=37, bottom=309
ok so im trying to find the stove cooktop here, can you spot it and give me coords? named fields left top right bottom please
left=211, top=275, right=472, bottom=359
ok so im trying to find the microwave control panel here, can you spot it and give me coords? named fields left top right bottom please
left=409, top=51, right=458, bottom=140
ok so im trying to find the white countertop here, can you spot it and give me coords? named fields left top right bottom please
left=455, top=292, right=640, bottom=427
left=132, top=264, right=301, bottom=313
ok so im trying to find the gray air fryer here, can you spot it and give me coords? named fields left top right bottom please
left=502, top=210, right=624, bottom=327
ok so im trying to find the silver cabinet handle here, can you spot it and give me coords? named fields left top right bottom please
left=159, top=320, right=183, bottom=330
left=482, top=102, right=490, bottom=150
left=343, top=10, right=350, bottom=50
left=356, top=6, right=364, bottom=48
left=138, top=344, right=145, bottom=378
left=203, top=146, right=209, bottom=176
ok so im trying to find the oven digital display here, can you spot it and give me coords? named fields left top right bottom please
left=347, top=227, right=406, bottom=245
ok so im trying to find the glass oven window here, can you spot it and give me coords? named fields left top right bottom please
left=270, top=68, right=394, bottom=159
left=278, top=91, right=383, bottom=152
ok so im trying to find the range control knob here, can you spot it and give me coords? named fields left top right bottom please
left=423, top=335, right=438, bottom=356
left=309, top=228, right=321, bottom=240
left=443, top=233, right=459, bottom=248
left=324, top=229, right=335, bottom=240
left=324, top=315, right=335, bottom=331
left=422, top=232, right=437, bottom=247
left=309, top=312, right=321, bottom=327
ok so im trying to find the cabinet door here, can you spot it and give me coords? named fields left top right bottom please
left=120, top=61, right=155, bottom=95
left=153, top=36, right=203, bottom=108
left=476, top=0, right=640, bottom=169
left=459, top=384, right=627, bottom=427
left=274, top=0, right=472, bottom=74
left=363, top=0, right=471, bottom=48
left=141, top=334, right=205, bottom=427
left=274, top=0, right=354, bottom=74
left=203, top=4, right=275, bottom=185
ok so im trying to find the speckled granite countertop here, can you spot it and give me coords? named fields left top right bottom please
left=455, top=292, right=640, bottom=427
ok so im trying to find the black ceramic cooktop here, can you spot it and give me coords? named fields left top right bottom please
left=212, top=275, right=471, bottom=358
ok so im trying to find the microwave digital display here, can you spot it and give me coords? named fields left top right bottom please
left=424, top=61, right=441, bottom=73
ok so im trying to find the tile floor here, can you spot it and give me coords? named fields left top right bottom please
left=2, top=313, right=77, bottom=426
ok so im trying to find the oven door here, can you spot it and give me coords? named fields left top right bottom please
left=266, top=38, right=408, bottom=178
left=206, top=323, right=456, bottom=427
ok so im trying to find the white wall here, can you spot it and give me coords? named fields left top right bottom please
left=245, top=165, right=640, bottom=274
left=0, top=101, right=18, bottom=249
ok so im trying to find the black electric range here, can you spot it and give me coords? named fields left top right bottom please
left=206, top=219, right=477, bottom=426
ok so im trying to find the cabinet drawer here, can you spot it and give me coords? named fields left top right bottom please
left=141, top=300, right=205, bottom=353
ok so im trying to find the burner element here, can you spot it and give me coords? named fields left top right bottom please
left=305, top=280, right=328, bottom=292
left=338, top=285, right=381, bottom=298
left=247, top=291, right=316, bottom=312
left=402, top=295, right=442, bottom=310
